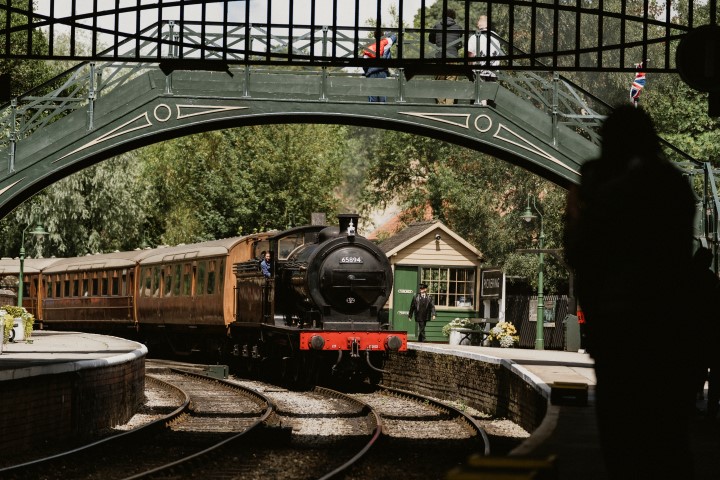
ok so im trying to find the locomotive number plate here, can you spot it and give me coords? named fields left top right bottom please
left=340, top=256, right=363, bottom=264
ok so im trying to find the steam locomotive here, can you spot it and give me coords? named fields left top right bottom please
left=3, top=213, right=407, bottom=387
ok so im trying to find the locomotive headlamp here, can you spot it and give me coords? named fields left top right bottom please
left=385, top=335, right=403, bottom=351
left=347, top=220, right=356, bottom=238
left=309, top=335, right=326, bottom=350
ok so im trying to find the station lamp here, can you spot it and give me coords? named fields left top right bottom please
left=521, top=195, right=545, bottom=350
left=18, top=224, right=49, bottom=307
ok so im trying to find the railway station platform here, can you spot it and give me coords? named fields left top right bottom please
left=0, top=330, right=147, bottom=453
left=404, top=343, right=720, bottom=480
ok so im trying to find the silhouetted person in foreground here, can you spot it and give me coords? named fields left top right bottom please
left=691, top=247, right=720, bottom=419
left=564, top=105, right=697, bottom=479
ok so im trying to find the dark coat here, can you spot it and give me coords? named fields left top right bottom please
left=408, top=293, right=436, bottom=323
left=429, top=17, right=463, bottom=58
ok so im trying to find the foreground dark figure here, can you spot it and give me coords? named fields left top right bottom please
left=564, top=105, right=697, bottom=480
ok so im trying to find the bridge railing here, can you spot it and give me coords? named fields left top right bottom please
left=0, top=21, right=613, bottom=166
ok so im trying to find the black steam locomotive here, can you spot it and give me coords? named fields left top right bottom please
left=230, top=213, right=407, bottom=386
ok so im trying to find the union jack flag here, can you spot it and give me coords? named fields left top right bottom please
left=630, top=61, right=646, bottom=106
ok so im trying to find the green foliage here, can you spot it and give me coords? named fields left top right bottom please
left=0, top=3, right=57, bottom=97
left=141, top=124, right=349, bottom=245
left=359, top=128, right=569, bottom=293
left=0, top=153, right=153, bottom=257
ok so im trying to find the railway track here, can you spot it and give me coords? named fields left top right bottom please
left=0, top=360, right=517, bottom=480
left=341, top=386, right=491, bottom=479
left=0, top=367, right=274, bottom=480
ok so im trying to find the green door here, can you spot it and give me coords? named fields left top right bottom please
left=392, top=266, right=418, bottom=340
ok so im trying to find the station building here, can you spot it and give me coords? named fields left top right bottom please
left=376, top=220, right=491, bottom=342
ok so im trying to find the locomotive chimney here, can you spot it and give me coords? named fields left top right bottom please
left=337, top=213, right=360, bottom=235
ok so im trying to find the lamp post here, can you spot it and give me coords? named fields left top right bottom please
left=18, top=224, right=49, bottom=307
left=521, top=195, right=545, bottom=350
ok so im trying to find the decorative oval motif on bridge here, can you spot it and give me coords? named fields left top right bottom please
left=153, top=104, right=172, bottom=122
left=474, top=114, right=493, bottom=133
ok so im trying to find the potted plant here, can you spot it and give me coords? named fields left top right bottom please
left=487, top=321, right=519, bottom=348
left=442, top=318, right=479, bottom=345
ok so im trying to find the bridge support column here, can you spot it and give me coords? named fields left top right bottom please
left=8, top=99, right=16, bottom=174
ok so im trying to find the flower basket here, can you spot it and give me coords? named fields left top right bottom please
left=486, top=321, right=519, bottom=348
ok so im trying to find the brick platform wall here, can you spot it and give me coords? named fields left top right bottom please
left=381, top=349, right=547, bottom=434
left=0, top=356, right=145, bottom=453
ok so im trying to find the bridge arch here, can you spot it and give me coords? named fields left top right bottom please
left=0, top=3, right=716, bottom=262
left=0, top=65, right=599, bottom=218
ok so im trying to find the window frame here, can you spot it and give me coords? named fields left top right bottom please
left=420, top=266, right=476, bottom=308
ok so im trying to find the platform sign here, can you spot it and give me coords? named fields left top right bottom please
left=529, top=298, right=556, bottom=327
left=480, top=269, right=503, bottom=299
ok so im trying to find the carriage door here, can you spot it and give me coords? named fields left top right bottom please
left=392, top=266, right=418, bottom=340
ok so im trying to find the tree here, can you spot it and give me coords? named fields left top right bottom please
left=141, top=124, right=350, bottom=245
left=0, top=3, right=57, bottom=97
left=358, top=127, right=569, bottom=292
left=0, top=152, right=153, bottom=258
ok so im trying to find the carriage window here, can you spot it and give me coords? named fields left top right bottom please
left=152, top=267, right=160, bottom=297
left=54, top=277, right=61, bottom=298
left=420, top=267, right=476, bottom=308
left=46, top=279, right=52, bottom=298
left=207, top=260, right=216, bottom=295
left=64, top=279, right=70, bottom=297
left=81, top=278, right=88, bottom=297
left=102, top=275, right=108, bottom=296
left=121, top=269, right=128, bottom=296
left=197, top=261, right=206, bottom=296
left=92, top=278, right=98, bottom=296
left=173, top=264, right=181, bottom=296
left=182, top=264, right=191, bottom=296
left=111, top=276, right=119, bottom=296
left=164, top=267, right=172, bottom=297
left=72, top=278, right=79, bottom=297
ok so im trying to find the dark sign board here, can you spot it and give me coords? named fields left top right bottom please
left=480, top=269, right=503, bottom=299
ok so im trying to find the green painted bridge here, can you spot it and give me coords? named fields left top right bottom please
left=0, top=9, right=717, bottom=256
left=0, top=62, right=604, bottom=218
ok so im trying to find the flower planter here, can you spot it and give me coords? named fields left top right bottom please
left=11, top=317, right=24, bottom=342
left=448, top=328, right=471, bottom=346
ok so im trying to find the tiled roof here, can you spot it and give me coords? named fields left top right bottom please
left=377, top=220, right=439, bottom=253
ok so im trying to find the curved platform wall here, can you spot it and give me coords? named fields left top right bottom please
left=0, top=355, right=145, bottom=452
left=381, top=349, right=547, bottom=434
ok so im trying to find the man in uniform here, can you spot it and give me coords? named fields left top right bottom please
left=408, top=283, right=436, bottom=342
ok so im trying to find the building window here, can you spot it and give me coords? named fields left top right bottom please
left=421, top=267, right=476, bottom=308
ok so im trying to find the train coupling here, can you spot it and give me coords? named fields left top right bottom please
left=232, top=344, right=240, bottom=357
left=251, top=345, right=261, bottom=359
left=349, top=337, right=360, bottom=358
